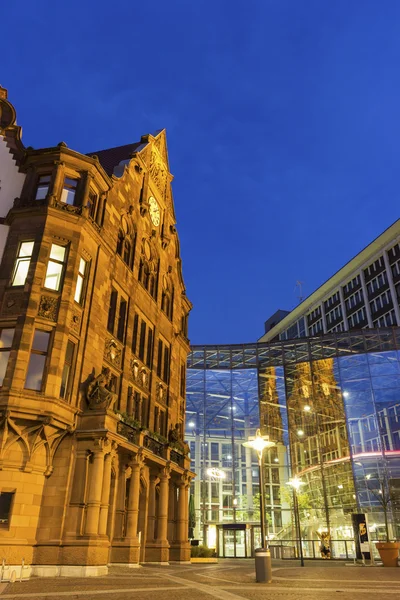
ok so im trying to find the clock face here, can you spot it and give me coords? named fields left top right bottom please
left=148, top=196, right=160, bottom=226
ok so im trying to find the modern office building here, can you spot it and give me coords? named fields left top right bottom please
left=187, top=330, right=400, bottom=559
left=259, top=219, right=400, bottom=343
left=0, top=86, right=193, bottom=578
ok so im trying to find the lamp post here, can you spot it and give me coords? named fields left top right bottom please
left=287, top=477, right=305, bottom=567
left=243, top=429, right=275, bottom=583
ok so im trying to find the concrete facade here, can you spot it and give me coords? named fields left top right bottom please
left=0, top=86, right=193, bottom=578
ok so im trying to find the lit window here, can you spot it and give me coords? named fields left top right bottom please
left=25, top=330, right=51, bottom=391
left=11, top=241, right=34, bottom=286
left=44, top=244, right=67, bottom=291
left=60, top=340, right=75, bottom=400
left=0, top=491, right=14, bottom=526
left=60, top=178, right=78, bottom=205
left=0, top=328, right=15, bottom=386
left=35, top=175, right=51, bottom=200
left=74, top=258, right=88, bottom=304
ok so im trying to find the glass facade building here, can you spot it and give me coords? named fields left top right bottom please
left=186, top=329, right=400, bottom=559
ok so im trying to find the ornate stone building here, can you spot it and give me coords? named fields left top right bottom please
left=0, top=86, right=193, bottom=577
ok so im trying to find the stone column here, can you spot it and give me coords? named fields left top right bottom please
left=147, top=475, right=158, bottom=541
left=157, top=464, right=171, bottom=542
left=168, top=482, right=176, bottom=541
left=125, top=453, right=144, bottom=539
left=98, top=453, right=113, bottom=536
left=80, top=171, right=94, bottom=216
left=177, top=482, right=189, bottom=542
left=114, top=462, right=127, bottom=538
left=65, top=449, right=89, bottom=536
left=48, top=160, right=65, bottom=205
left=85, top=441, right=106, bottom=535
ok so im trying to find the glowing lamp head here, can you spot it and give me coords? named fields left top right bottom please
left=287, top=477, right=305, bottom=492
left=242, top=429, right=276, bottom=455
left=303, top=405, right=311, bottom=412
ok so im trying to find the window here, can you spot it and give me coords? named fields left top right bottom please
left=131, top=314, right=139, bottom=354
left=116, top=299, right=127, bottom=342
left=107, top=289, right=127, bottom=341
left=181, top=313, right=189, bottom=338
left=25, top=329, right=51, bottom=391
left=141, top=396, right=149, bottom=428
left=74, top=258, right=88, bottom=304
left=345, top=289, right=363, bottom=310
left=107, top=290, right=118, bottom=334
left=11, top=241, right=34, bottom=286
left=35, top=175, right=51, bottom=200
left=60, top=340, right=75, bottom=400
left=0, top=328, right=15, bottom=386
left=0, top=491, right=14, bottom=525
left=157, top=339, right=170, bottom=384
left=343, top=275, right=361, bottom=295
left=60, top=177, right=79, bottom=205
left=44, top=244, right=67, bottom=291
left=370, top=290, right=391, bottom=314
left=180, top=362, right=186, bottom=398
left=366, top=271, right=388, bottom=295
left=88, top=190, right=98, bottom=220
left=132, top=313, right=153, bottom=367
left=138, top=321, right=146, bottom=361
left=116, top=223, right=135, bottom=269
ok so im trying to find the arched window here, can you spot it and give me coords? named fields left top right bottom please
left=161, top=272, right=174, bottom=320
left=138, top=239, right=158, bottom=300
left=116, top=215, right=135, bottom=269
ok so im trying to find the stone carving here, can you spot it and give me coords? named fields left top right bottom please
left=86, top=368, right=117, bottom=411
left=38, top=295, right=59, bottom=321
left=168, top=423, right=180, bottom=443
left=157, top=382, right=166, bottom=404
left=70, top=311, right=81, bottom=333
left=1, top=291, right=24, bottom=316
left=130, top=359, right=139, bottom=381
left=140, top=368, right=149, bottom=389
left=149, top=150, right=167, bottom=198
left=104, top=338, right=122, bottom=368
left=0, top=412, right=72, bottom=477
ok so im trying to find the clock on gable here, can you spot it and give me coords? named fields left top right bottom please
left=148, top=196, right=160, bottom=226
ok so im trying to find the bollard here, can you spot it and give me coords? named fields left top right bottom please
left=255, top=547, right=272, bottom=583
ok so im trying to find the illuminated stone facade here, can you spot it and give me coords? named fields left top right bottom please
left=0, top=87, right=193, bottom=577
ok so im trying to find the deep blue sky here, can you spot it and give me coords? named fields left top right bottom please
left=3, top=1, right=400, bottom=344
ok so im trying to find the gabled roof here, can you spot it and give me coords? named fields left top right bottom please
left=87, top=130, right=166, bottom=177
left=87, top=142, right=143, bottom=176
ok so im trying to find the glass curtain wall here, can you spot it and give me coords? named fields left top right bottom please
left=187, top=330, right=400, bottom=558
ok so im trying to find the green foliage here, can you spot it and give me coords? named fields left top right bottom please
left=116, top=412, right=141, bottom=429
left=148, top=430, right=168, bottom=444
left=190, top=545, right=216, bottom=558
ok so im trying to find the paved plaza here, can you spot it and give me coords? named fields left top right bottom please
left=1, top=560, right=400, bottom=600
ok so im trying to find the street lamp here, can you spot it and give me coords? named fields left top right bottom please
left=243, top=429, right=276, bottom=583
left=287, top=477, right=305, bottom=567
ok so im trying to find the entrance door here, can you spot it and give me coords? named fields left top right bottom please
left=220, top=528, right=248, bottom=558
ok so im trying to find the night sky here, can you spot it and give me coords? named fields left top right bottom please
left=3, top=1, right=400, bottom=344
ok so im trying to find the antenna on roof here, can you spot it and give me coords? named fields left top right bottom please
left=295, top=280, right=304, bottom=304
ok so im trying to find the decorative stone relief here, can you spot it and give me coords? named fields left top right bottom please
left=1, top=291, right=24, bottom=316
left=0, top=412, right=73, bottom=477
left=104, top=338, right=122, bottom=368
left=157, top=382, right=167, bottom=404
left=86, top=368, right=117, bottom=411
left=140, top=367, right=149, bottom=389
left=130, top=359, right=140, bottom=382
left=38, top=295, right=59, bottom=321
left=149, top=150, right=167, bottom=198
left=70, top=311, right=81, bottom=333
